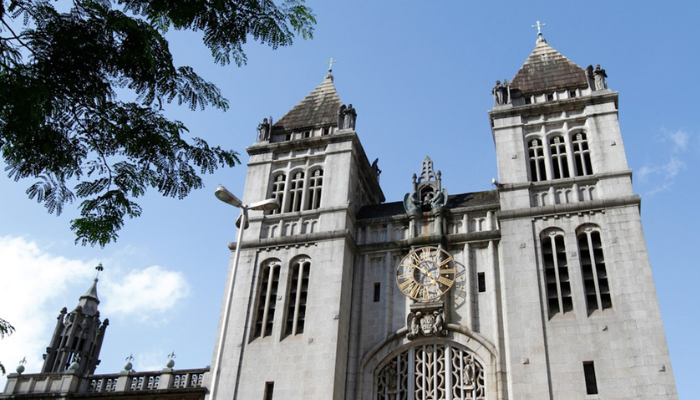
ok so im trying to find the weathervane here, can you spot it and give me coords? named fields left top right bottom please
left=325, top=57, right=338, bottom=73
left=95, top=263, right=104, bottom=279
left=532, top=20, right=546, bottom=37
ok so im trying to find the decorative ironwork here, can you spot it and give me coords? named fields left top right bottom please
left=377, top=343, right=485, bottom=400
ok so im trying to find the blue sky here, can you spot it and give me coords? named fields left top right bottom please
left=1, top=1, right=698, bottom=398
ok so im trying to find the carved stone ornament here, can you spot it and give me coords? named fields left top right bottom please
left=403, top=156, right=448, bottom=214
left=406, top=308, right=448, bottom=340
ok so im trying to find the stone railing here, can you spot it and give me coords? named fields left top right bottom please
left=2, top=367, right=209, bottom=396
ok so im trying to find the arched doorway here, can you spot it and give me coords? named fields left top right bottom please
left=375, top=342, right=486, bottom=400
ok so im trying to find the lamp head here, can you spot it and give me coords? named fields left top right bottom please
left=215, top=185, right=243, bottom=208
left=249, top=198, right=280, bottom=212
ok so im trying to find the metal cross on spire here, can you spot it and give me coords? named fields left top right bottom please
left=532, top=20, right=546, bottom=37
left=325, top=57, right=338, bottom=73
left=95, top=262, right=104, bottom=278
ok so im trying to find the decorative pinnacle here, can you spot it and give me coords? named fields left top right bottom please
left=95, top=263, right=104, bottom=279
left=325, top=57, right=338, bottom=73
left=532, top=20, right=546, bottom=37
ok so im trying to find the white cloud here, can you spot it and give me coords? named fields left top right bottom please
left=638, top=157, right=686, bottom=195
left=0, top=236, right=96, bottom=390
left=0, top=236, right=190, bottom=390
left=100, top=266, right=190, bottom=324
left=662, top=129, right=689, bottom=152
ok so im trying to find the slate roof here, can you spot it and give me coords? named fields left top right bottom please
left=273, top=74, right=342, bottom=132
left=357, top=190, right=499, bottom=221
left=511, top=38, right=588, bottom=95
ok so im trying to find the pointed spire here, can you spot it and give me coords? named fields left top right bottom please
left=273, top=75, right=343, bottom=132
left=510, top=40, right=588, bottom=95
left=78, top=264, right=102, bottom=316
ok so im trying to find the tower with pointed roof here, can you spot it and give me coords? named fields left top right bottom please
left=489, top=35, right=677, bottom=399
left=208, top=36, right=676, bottom=400
left=41, top=277, right=109, bottom=376
left=210, top=73, right=383, bottom=400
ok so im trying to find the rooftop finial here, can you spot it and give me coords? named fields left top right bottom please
left=325, top=57, right=338, bottom=74
left=95, top=262, right=104, bottom=279
left=532, top=20, right=546, bottom=37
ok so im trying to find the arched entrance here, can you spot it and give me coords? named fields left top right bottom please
left=375, top=342, right=485, bottom=400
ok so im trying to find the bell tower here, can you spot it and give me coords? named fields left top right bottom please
left=210, top=73, right=383, bottom=400
left=488, top=35, right=677, bottom=398
left=41, top=268, right=108, bottom=376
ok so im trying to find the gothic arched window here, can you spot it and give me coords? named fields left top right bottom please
left=577, top=225, right=611, bottom=314
left=528, top=139, right=547, bottom=182
left=572, top=132, right=593, bottom=176
left=376, top=343, right=485, bottom=400
left=253, top=260, right=281, bottom=338
left=549, top=135, right=570, bottom=179
left=286, top=171, right=305, bottom=212
left=307, top=169, right=323, bottom=210
left=285, top=257, right=310, bottom=336
left=541, top=229, right=573, bottom=317
left=270, top=174, right=286, bottom=215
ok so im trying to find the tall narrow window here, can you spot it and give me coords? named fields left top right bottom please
left=264, top=382, right=274, bottom=400
left=477, top=272, right=486, bottom=293
left=549, top=135, right=570, bottom=179
left=578, top=226, right=612, bottom=314
left=528, top=139, right=547, bottom=181
left=270, top=174, right=286, bottom=215
left=572, top=132, right=593, bottom=176
left=286, top=172, right=304, bottom=212
left=583, top=361, right=599, bottom=395
left=542, top=230, right=573, bottom=317
left=285, top=258, right=310, bottom=336
left=253, top=261, right=281, bottom=338
left=307, top=169, right=323, bottom=210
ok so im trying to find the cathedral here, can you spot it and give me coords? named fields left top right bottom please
left=1, top=35, right=678, bottom=400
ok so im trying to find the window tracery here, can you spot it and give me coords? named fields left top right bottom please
left=542, top=229, right=573, bottom=317
left=307, top=169, right=323, bottom=210
left=285, top=257, right=310, bottom=336
left=287, top=171, right=305, bottom=212
left=577, top=225, right=611, bottom=314
left=549, top=135, right=570, bottom=179
left=376, top=343, right=485, bottom=400
left=528, top=139, right=547, bottom=182
left=270, top=174, right=286, bottom=215
left=253, top=260, right=281, bottom=338
left=527, top=130, right=593, bottom=182
left=269, top=167, right=324, bottom=214
left=572, top=132, right=593, bottom=176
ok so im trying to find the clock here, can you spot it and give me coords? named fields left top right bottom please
left=396, top=246, right=456, bottom=302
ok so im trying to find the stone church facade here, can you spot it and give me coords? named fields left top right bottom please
left=209, top=36, right=677, bottom=400
left=2, top=37, right=677, bottom=400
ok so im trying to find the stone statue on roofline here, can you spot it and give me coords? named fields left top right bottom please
left=257, top=117, right=270, bottom=141
left=492, top=80, right=510, bottom=106
left=594, top=65, right=607, bottom=90
left=337, top=104, right=346, bottom=128
left=345, top=104, right=357, bottom=129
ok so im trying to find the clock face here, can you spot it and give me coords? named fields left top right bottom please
left=396, top=247, right=456, bottom=302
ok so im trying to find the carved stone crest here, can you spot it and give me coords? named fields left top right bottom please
left=407, top=308, right=448, bottom=340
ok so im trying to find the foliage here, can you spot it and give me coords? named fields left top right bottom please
left=0, top=0, right=315, bottom=246
left=0, top=318, right=15, bottom=375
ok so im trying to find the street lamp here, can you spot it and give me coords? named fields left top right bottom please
left=209, top=185, right=279, bottom=400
